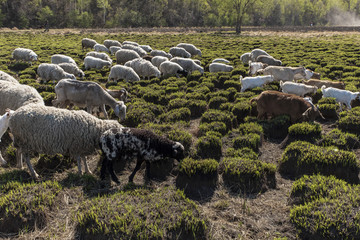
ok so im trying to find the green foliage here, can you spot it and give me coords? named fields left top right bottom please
left=198, top=121, right=228, bottom=136
left=232, top=133, right=261, bottom=152
left=200, top=109, right=236, bottom=132
left=225, top=147, right=258, bottom=159
left=195, top=132, right=222, bottom=160
left=208, top=96, right=228, bottom=109
left=319, top=129, right=360, bottom=150
left=159, top=107, right=191, bottom=122
left=232, top=101, right=252, bottom=123
left=179, top=158, right=218, bottom=177
left=338, top=107, right=360, bottom=135
left=288, top=122, right=322, bottom=143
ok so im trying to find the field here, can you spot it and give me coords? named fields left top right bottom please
left=1, top=28, right=360, bottom=239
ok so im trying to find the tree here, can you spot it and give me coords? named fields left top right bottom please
left=97, top=0, right=109, bottom=26
left=228, top=0, right=257, bottom=34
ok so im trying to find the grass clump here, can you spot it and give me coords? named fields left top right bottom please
left=318, top=128, right=360, bottom=150
left=225, top=147, right=258, bottom=159
left=279, top=141, right=360, bottom=183
left=232, top=101, right=252, bottom=123
left=74, top=187, right=208, bottom=240
left=338, top=106, right=360, bottom=135
left=195, top=132, right=222, bottom=160
left=178, top=158, right=219, bottom=178
left=232, top=133, right=261, bottom=152
left=200, top=109, right=236, bottom=132
left=198, top=121, right=228, bottom=136
left=220, top=157, right=276, bottom=193
left=159, top=107, right=191, bottom=122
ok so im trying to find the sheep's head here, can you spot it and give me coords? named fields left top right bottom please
left=196, top=49, right=202, bottom=57
left=30, top=53, right=38, bottom=61
left=77, top=69, right=85, bottom=78
left=68, top=74, right=76, bottom=80
left=301, top=105, right=325, bottom=122
left=177, top=69, right=188, bottom=77
left=172, top=141, right=185, bottom=161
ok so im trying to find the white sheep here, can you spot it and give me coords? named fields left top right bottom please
left=53, top=79, right=126, bottom=120
left=169, top=47, right=191, bottom=58
left=122, top=40, right=139, bottom=46
left=103, top=39, right=122, bottom=49
left=151, top=56, right=169, bottom=68
left=82, top=38, right=97, bottom=49
left=256, top=55, right=282, bottom=66
left=109, top=46, right=122, bottom=55
left=12, top=48, right=38, bottom=65
left=321, top=86, right=360, bottom=111
left=9, top=104, right=122, bottom=178
left=258, top=66, right=307, bottom=82
left=250, top=48, right=270, bottom=61
left=84, top=56, right=111, bottom=70
left=294, top=69, right=315, bottom=81
left=85, top=51, right=113, bottom=63
left=125, top=58, right=161, bottom=80
left=0, top=109, right=15, bottom=166
left=240, top=75, right=274, bottom=92
left=212, top=58, right=230, bottom=64
left=139, top=45, right=153, bottom=52
left=159, top=61, right=188, bottom=78
left=240, top=52, right=251, bottom=64
left=176, top=43, right=202, bottom=57
left=280, top=81, right=318, bottom=97
left=249, top=61, right=267, bottom=76
left=58, top=63, right=85, bottom=78
left=170, top=57, right=204, bottom=74
left=0, top=70, right=18, bottom=83
left=94, top=43, right=109, bottom=53
left=150, top=50, right=172, bottom=59
left=108, top=65, right=140, bottom=83
left=122, top=44, right=147, bottom=57
left=209, top=62, right=234, bottom=73
left=115, top=49, right=141, bottom=64
left=51, top=54, right=77, bottom=65
left=37, top=63, right=76, bottom=84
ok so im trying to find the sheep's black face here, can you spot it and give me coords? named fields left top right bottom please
left=177, top=69, right=188, bottom=77
left=172, top=142, right=185, bottom=161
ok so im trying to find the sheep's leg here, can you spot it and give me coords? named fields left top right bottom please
left=339, top=102, right=343, bottom=111
left=107, top=160, right=120, bottom=184
left=145, top=161, right=151, bottom=180
left=129, top=157, right=144, bottom=182
left=100, top=104, right=108, bottom=119
left=16, top=149, right=23, bottom=169
left=100, top=157, right=108, bottom=180
left=77, top=156, right=82, bottom=175
left=83, top=157, right=92, bottom=174
left=24, top=153, right=39, bottom=179
left=0, top=151, right=7, bottom=166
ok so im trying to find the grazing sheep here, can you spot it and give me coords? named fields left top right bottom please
left=100, top=127, right=185, bottom=183
left=109, top=46, right=122, bottom=55
left=176, top=43, right=202, bottom=57
left=53, top=79, right=126, bottom=120
left=240, top=52, right=251, bottom=64
left=255, top=55, right=282, bottom=66
left=0, top=70, right=18, bottom=83
left=94, top=43, right=109, bottom=53
left=122, top=40, right=139, bottom=46
left=85, top=51, right=113, bottom=63
left=150, top=50, right=172, bottom=59
left=58, top=63, right=85, bottom=78
left=82, top=38, right=97, bottom=49
left=212, top=58, right=230, bottom=64
left=302, top=79, right=345, bottom=89
left=103, top=39, right=122, bottom=49
left=170, top=57, right=204, bottom=74
left=84, top=56, right=111, bottom=70
left=258, top=66, right=307, bottom=82
left=51, top=54, right=77, bottom=65
left=250, top=48, right=270, bottom=61
left=0, top=109, right=14, bottom=166
left=280, top=81, right=318, bottom=97
left=9, top=104, right=122, bottom=178
left=209, top=62, right=234, bottom=73
left=294, top=69, right=320, bottom=81
left=151, top=56, right=169, bottom=68
left=169, top=47, right=191, bottom=58
left=122, top=44, right=147, bottom=57
left=140, top=45, right=153, bottom=52
left=321, top=86, right=360, bottom=111
left=125, top=58, right=161, bottom=80
left=12, top=48, right=38, bottom=64
left=249, top=61, right=268, bottom=76
left=159, top=61, right=188, bottom=78
left=115, top=49, right=141, bottom=64
left=108, top=65, right=140, bottom=83
left=105, top=88, right=128, bottom=102
left=37, top=63, right=76, bottom=84
left=240, top=75, right=274, bottom=92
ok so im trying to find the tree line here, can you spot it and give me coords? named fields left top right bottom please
left=0, top=0, right=358, bottom=31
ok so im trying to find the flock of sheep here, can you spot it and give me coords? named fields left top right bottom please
left=0, top=37, right=358, bottom=183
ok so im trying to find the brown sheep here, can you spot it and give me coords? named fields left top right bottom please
left=250, top=90, right=324, bottom=123
left=302, top=79, right=345, bottom=89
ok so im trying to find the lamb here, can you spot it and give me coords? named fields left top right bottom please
left=302, top=79, right=345, bottom=89
left=99, top=127, right=185, bottom=184
left=0, top=70, right=18, bottom=83
left=125, top=58, right=161, bottom=80
left=159, top=61, right=188, bottom=78
left=249, top=61, right=268, bottom=76
left=84, top=56, right=111, bottom=70
left=109, top=46, right=122, bottom=55
left=209, top=62, right=234, bottom=73
left=0, top=109, right=15, bottom=166
left=12, top=48, right=38, bottom=64
left=9, top=104, right=122, bottom=179
left=240, top=52, right=251, bottom=64
left=122, top=40, right=139, bottom=46
left=280, top=81, right=318, bottom=97
left=58, top=63, right=85, bottom=78
left=37, top=63, right=76, bottom=84
left=170, top=57, right=204, bottom=75
left=258, top=66, right=307, bottom=82
left=105, top=88, right=128, bottom=102
left=250, top=48, right=270, bottom=61
left=85, top=51, right=113, bottom=63
left=140, top=45, right=153, bottom=53
left=150, top=50, right=172, bottom=59
left=250, top=90, right=324, bottom=123
left=115, top=49, right=141, bottom=64
left=93, top=43, right=109, bottom=53
left=108, top=65, right=140, bottom=83
left=321, top=86, right=360, bottom=111
left=51, top=54, right=77, bottom=65
left=255, top=55, right=282, bottom=66
left=169, top=47, right=191, bottom=58
left=81, top=38, right=97, bottom=49
left=151, top=56, right=169, bottom=68
left=122, top=44, right=147, bottom=57
left=294, top=69, right=320, bottom=80
left=240, top=75, right=274, bottom=92
left=52, top=79, right=126, bottom=120
left=103, top=39, right=122, bottom=49
left=212, top=58, right=230, bottom=64
left=176, top=43, right=202, bottom=57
